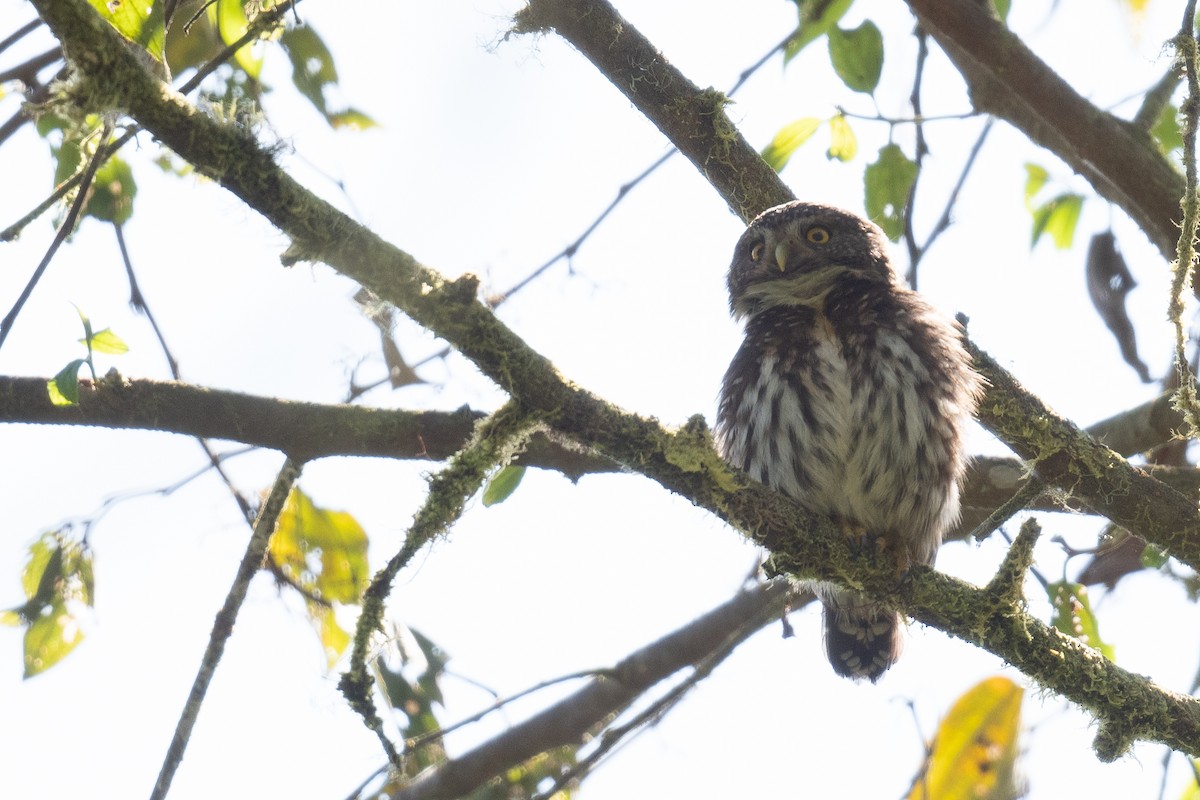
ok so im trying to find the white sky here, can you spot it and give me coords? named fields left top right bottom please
left=1, top=1, right=1196, bottom=798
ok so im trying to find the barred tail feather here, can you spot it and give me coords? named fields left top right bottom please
left=822, top=601, right=903, bottom=682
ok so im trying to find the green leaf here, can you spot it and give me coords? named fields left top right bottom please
left=1141, top=543, right=1170, bottom=569
left=88, top=0, right=165, bottom=61
left=85, top=328, right=130, bottom=355
left=281, top=26, right=336, bottom=114
left=47, top=359, right=85, bottom=406
left=210, top=0, right=262, bottom=79
left=280, top=26, right=376, bottom=129
left=827, top=21, right=883, bottom=95
left=905, top=677, right=1023, bottom=800
left=483, top=465, right=527, bottom=507
left=1030, top=193, right=1084, bottom=249
left=761, top=118, right=822, bottom=172
left=1048, top=581, right=1115, bottom=660
left=864, top=144, right=918, bottom=240
left=86, top=157, right=137, bottom=225
left=1153, top=102, right=1183, bottom=156
left=826, top=114, right=857, bottom=161
left=784, top=0, right=855, bottom=63
left=327, top=109, right=379, bottom=131
left=270, top=488, right=369, bottom=605
left=992, top=0, right=1012, bottom=22
left=23, top=602, right=84, bottom=678
left=21, top=533, right=63, bottom=604
left=1022, top=163, right=1049, bottom=208
left=12, top=531, right=94, bottom=677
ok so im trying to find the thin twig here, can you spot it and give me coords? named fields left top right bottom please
left=115, top=222, right=258, bottom=523
left=0, top=45, right=61, bottom=83
left=533, top=580, right=792, bottom=799
left=0, top=18, right=44, bottom=57
left=115, top=222, right=180, bottom=377
left=149, top=456, right=304, bottom=800
left=0, top=118, right=111, bottom=351
left=965, top=473, right=1045, bottom=543
left=917, top=118, right=993, bottom=258
left=904, top=25, right=930, bottom=288
left=405, top=670, right=602, bottom=751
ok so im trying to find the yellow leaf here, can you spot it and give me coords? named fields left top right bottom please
left=826, top=114, right=857, bottom=162
left=906, top=676, right=1023, bottom=800
left=270, top=489, right=369, bottom=604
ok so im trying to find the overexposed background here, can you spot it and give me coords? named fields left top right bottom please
left=0, top=1, right=1193, bottom=798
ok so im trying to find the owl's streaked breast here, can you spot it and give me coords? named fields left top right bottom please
left=715, top=305, right=956, bottom=567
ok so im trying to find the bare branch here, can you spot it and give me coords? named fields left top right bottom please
left=150, top=456, right=303, bottom=800
left=904, top=0, right=1184, bottom=260
left=390, top=579, right=795, bottom=800
left=0, top=375, right=618, bottom=477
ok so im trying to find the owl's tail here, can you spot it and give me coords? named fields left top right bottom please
left=822, top=595, right=903, bottom=682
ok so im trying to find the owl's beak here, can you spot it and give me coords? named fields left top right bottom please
left=774, top=242, right=791, bottom=272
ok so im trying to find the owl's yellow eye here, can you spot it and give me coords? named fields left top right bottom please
left=749, top=242, right=765, bottom=261
left=806, top=226, right=831, bottom=244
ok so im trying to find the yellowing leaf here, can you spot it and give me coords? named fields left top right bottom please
left=209, top=0, right=262, bottom=79
left=826, top=114, right=857, bottom=161
left=271, top=488, right=369, bottom=605
left=308, top=602, right=351, bottom=667
left=907, top=676, right=1023, bottom=800
left=1178, top=761, right=1200, bottom=800
left=761, top=117, right=822, bottom=172
left=88, top=0, right=166, bottom=61
left=23, top=604, right=84, bottom=678
left=85, top=328, right=130, bottom=355
left=1048, top=581, right=1115, bottom=660
left=1023, top=163, right=1049, bottom=209
left=1030, top=193, right=1084, bottom=249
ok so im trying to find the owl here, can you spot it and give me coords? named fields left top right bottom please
left=715, top=202, right=982, bottom=681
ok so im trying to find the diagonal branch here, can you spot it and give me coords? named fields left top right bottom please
left=904, top=0, right=1184, bottom=261
left=151, top=456, right=303, bottom=800
left=389, top=579, right=795, bottom=800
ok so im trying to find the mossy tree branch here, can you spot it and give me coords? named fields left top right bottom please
left=26, top=0, right=1200, bottom=762
left=5, top=373, right=1198, bottom=535
left=339, top=400, right=542, bottom=765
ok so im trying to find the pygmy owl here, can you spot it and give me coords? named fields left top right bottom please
left=715, top=202, right=982, bottom=681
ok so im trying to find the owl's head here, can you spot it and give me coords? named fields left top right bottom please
left=727, top=201, right=894, bottom=319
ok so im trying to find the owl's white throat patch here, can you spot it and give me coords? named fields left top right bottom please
left=739, top=264, right=862, bottom=316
